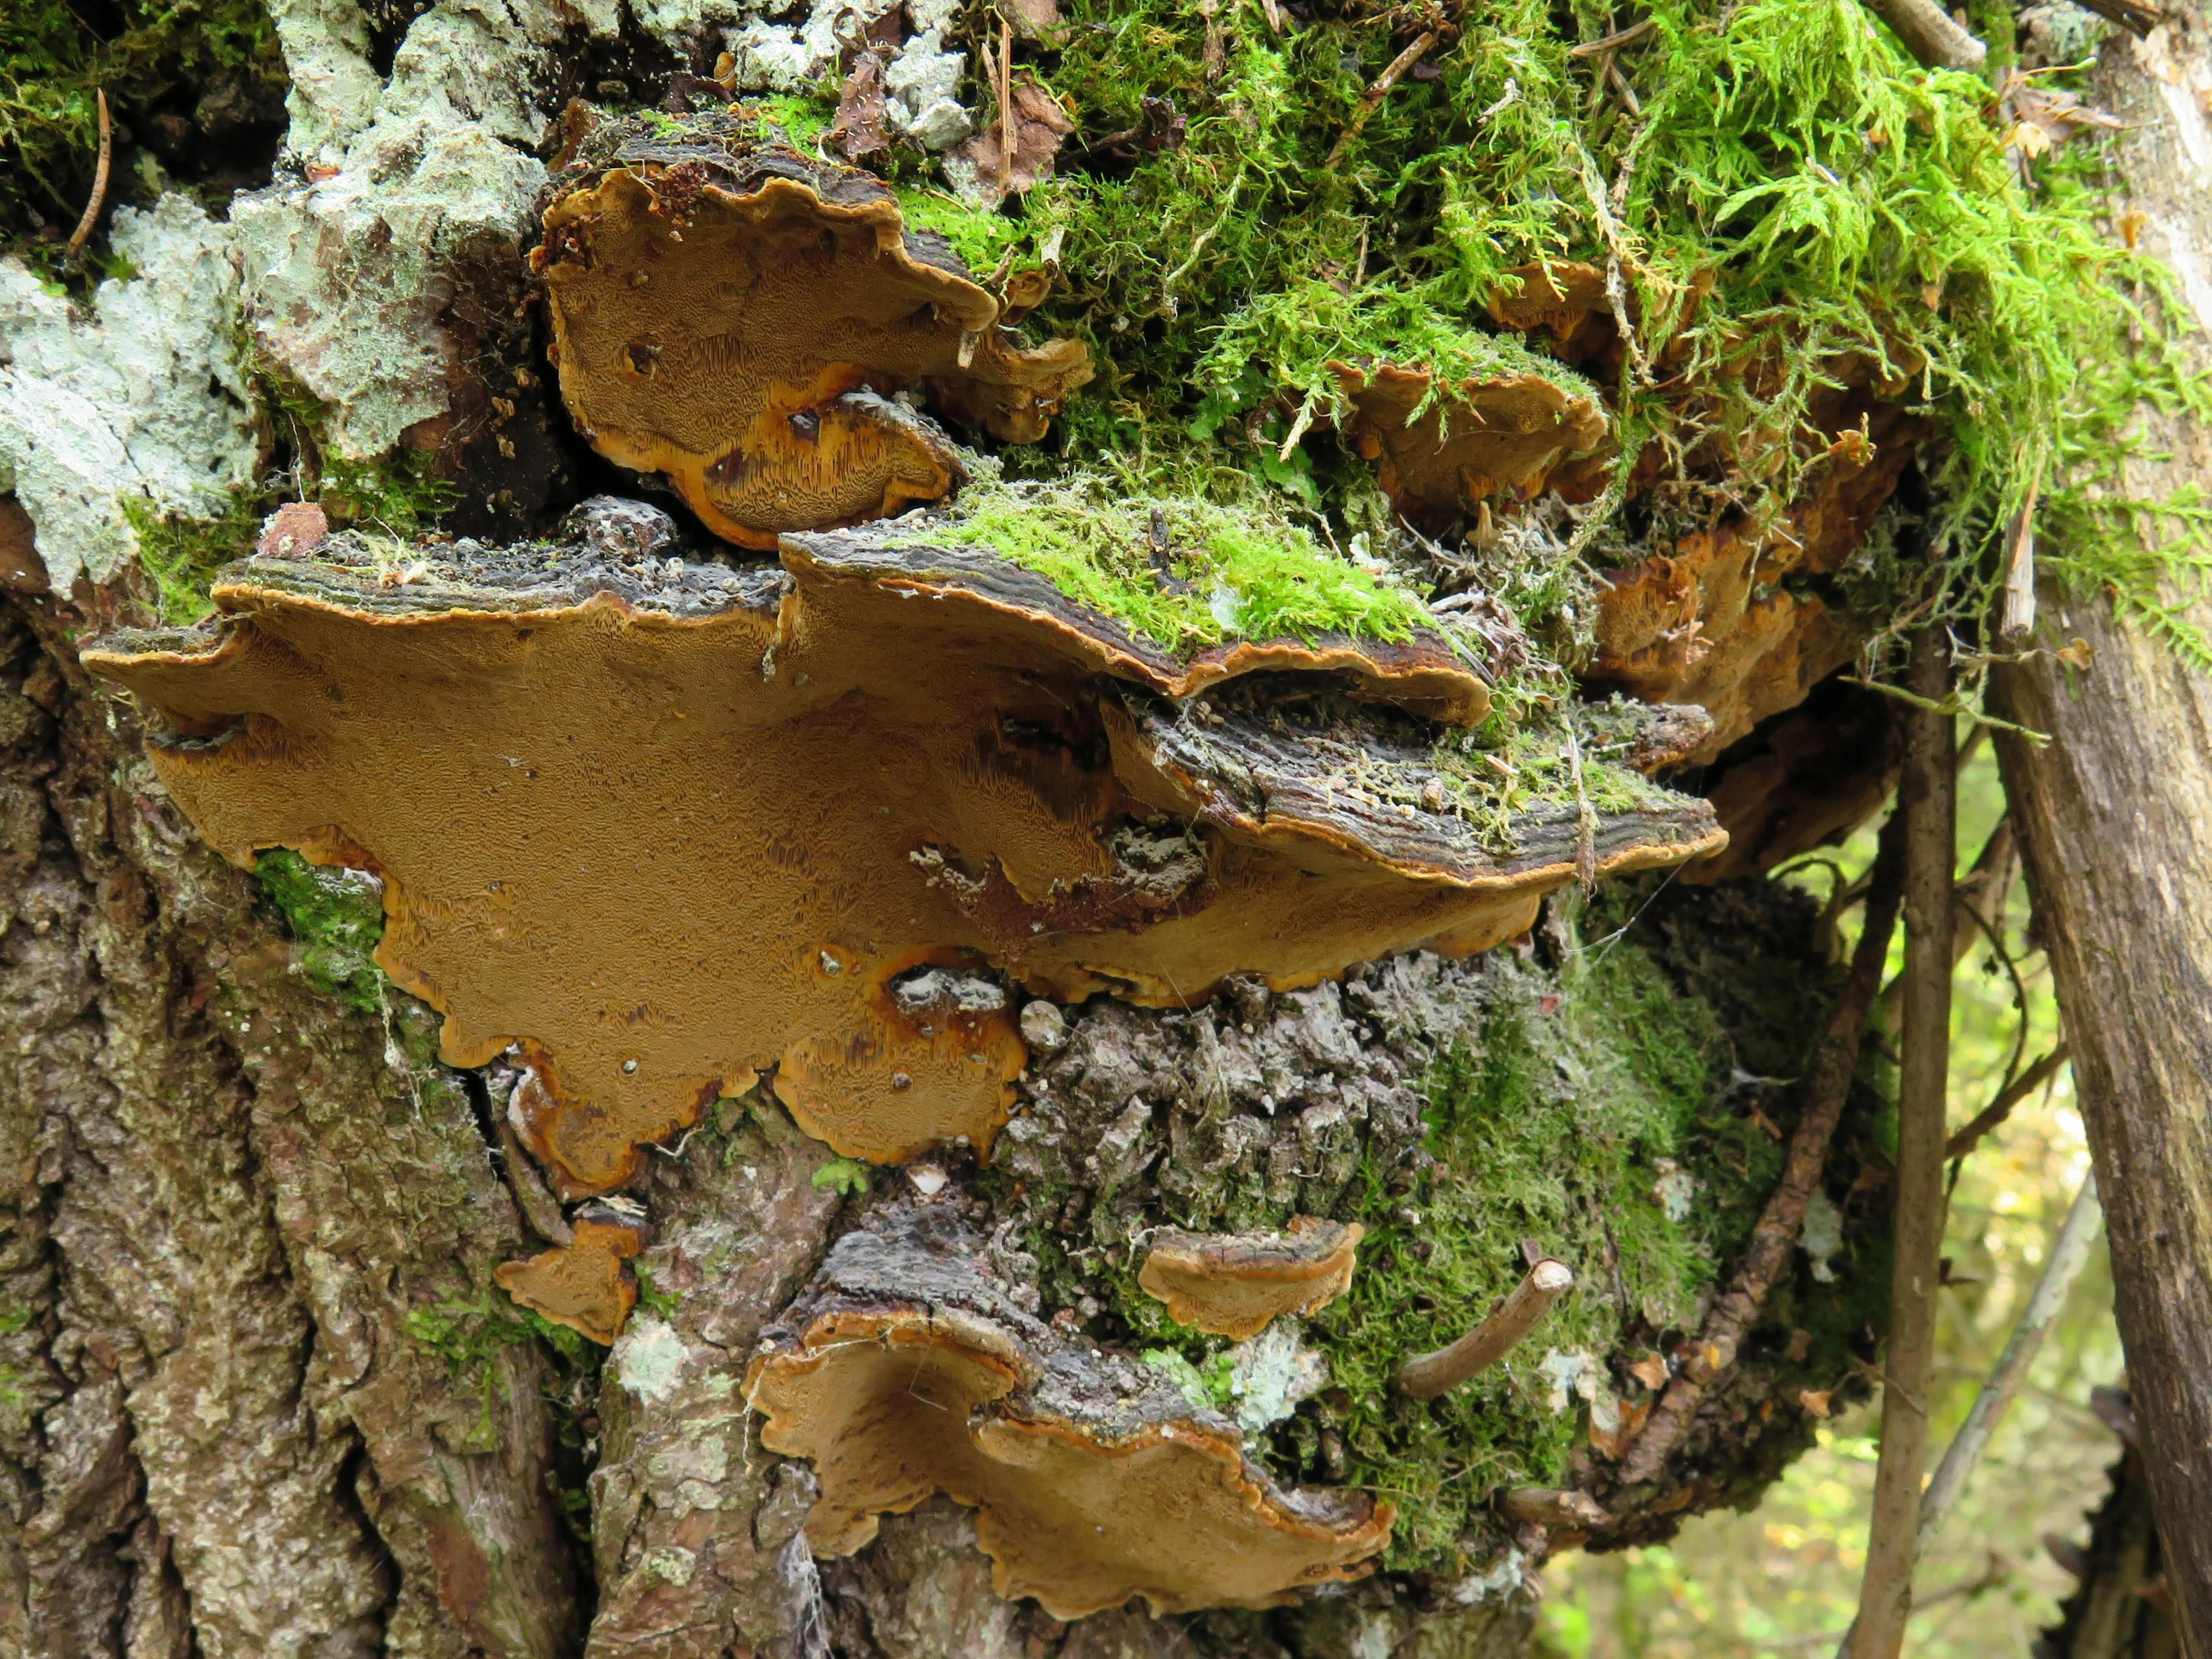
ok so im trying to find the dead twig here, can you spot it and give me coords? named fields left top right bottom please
left=67, top=88, right=112, bottom=258
left=1503, top=1486, right=1612, bottom=1529
left=1874, top=815, right=2016, bottom=1032
left=1859, top=0, right=1987, bottom=70
left=1618, top=810, right=1907, bottom=1485
left=2001, top=454, right=2044, bottom=639
left=1848, top=624, right=1957, bottom=1659
left=1397, top=1259, right=1573, bottom=1399
left=1945, top=1045, right=2070, bottom=1162
left=1569, top=16, right=1655, bottom=55
left=1916, top=1173, right=2101, bottom=1552
left=1326, top=32, right=1438, bottom=169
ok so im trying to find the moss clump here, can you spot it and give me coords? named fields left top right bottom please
left=404, top=1287, right=600, bottom=1452
left=1, top=0, right=284, bottom=267
left=914, top=472, right=1432, bottom=649
left=802, top=0, right=2209, bottom=679
left=1083, top=879, right=1888, bottom=1576
left=124, top=365, right=457, bottom=624
left=253, top=848, right=388, bottom=1015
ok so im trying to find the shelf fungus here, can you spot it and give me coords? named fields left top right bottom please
left=1328, top=358, right=1606, bottom=526
left=1137, top=1218, right=1364, bottom=1340
left=82, top=500, right=1721, bottom=1206
left=745, top=1223, right=1392, bottom=1616
left=493, top=1211, right=645, bottom=1345
left=533, top=112, right=1091, bottom=549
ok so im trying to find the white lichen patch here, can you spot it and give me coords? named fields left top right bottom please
left=1446, top=1545, right=1529, bottom=1605
left=1225, top=1320, right=1327, bottom=1436
left=0, top=196, right=257, bottom=593
left=1652, top=1157, right=1696, bottom=1223
left=640, top=1544, right=698, bottom=1587
left=1800, top=1188, right=1846, bottom=1284
left=1538, top=1348, right=1597, bottom=1415
left=614, top=1313, right=690, bottom=1402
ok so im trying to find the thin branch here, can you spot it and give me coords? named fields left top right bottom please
left=1326, top=32, right=1438, bottom=169
left=1916, top=1173, right=2103, bottom=1552
left=1859, top=0, right=1987, bottom=71
left=1945, top=1045, right=2070, bottom=1162
left=1618, top=811, right=1908, bottom=1485
left=1849, top=624, right=1957, bottom=1659
left=1569, top=17, right=1655, bottom=55
left=1875, top=816, right=2016, bottom=1034
left=2000, top=454, right=2045, bottom=640
left=1397, top=1259, right=1573, bottom=1399
left=1503, top=1486, right=1611, bottom=1528
left=66, top=89, right=112, bottom=258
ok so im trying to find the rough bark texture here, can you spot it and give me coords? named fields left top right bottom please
left=1994, top=18, right=2212, bottom=1652
left=0, top=582, right=584, bottom=1659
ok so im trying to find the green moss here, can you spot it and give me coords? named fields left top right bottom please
left=911, top=0, right=2209, bottom=682
left=811, top=1156, right=872, bottom=1196
left=0, top=0, right=284, bottom=263
left=124, top=487, right=264, bottom=624
left=404, top=1287, right=601, bottom=1451
left=1089, top=883, right=1886, bottom=1575
left=911, top=471, right=1432, bottom=649
left=252, top=848, right=388, bottom=1015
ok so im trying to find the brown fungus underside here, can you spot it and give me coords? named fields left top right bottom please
left=1328, top=358, right=1608, bottom=528
left=1137, top=1216, right=1364, bottom=1340
left=746, top=1221, right=1392, bottom=1618
left=534, top=113, right=1092, bottom=549
left=83, top=501, right=1722, bottom=1213
left=1476, top=262, right=1934, bottom=760
left=492, top=1212, right=644, bottom=1345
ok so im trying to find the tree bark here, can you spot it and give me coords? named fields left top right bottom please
left=1994, top=18, right=2212, bottom=1653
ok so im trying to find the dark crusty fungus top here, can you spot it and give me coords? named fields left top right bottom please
left=747, top=1220, right=1392, bottom=1616
left=533, top=111, right=1091, bottom=549
left=83, top=499, right=1721, bottom=1201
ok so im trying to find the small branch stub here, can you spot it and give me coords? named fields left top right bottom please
left=1397, top=1259, right=1573, bottom=1400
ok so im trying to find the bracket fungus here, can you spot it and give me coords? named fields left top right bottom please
left=1137, top=1217, right=1364, bottom=1340
left=534, top=112, right=1092, bottom=549
left=492, top=1211, right=645, bottom=1345
left=1328, top=358, right=1606, bottom=526
left=746, top=1223, right=1392, bottom=1616
left=82, top=501, right=1720, bottom=1210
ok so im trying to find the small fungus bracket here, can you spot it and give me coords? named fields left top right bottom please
left=533, top=112, right=1092, bottom=549
left=1328, top=358, right=1606, bottom=529
left=493, top=1211, right=646, bottom=1345
left=82, top=502, right=1720, bottom=1202
left=745, top=1222, right=1392, bottom=1616
left=1137, top=1217, right=1364, bottom=1340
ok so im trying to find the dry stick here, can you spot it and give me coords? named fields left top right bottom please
left=1397, top=1259, right=1573, bottom=1399
left=1916, top=1172, right=2103, bottom=1552
left=1945, top=1044, right=2070, bottom=1163
left=2001, top=454, right=2046, bottom=640
left=1568, top=16, right=1655, bottom=55
left=1617, top=812, right=1908, bottom=1486
left=1874, top=815, right=2016, bottom=1033
left=66, top=89, right=112, bottom=258
left=1324, top=31, right=1437, bottom=169
left=996, top=19, right=1014, bottom=196
left=1504, top=1486, right=1612, bottom=1528
left=1859, top=0, right=1987, bottom=70
left=1849, top=624, right=1957, bottom=1659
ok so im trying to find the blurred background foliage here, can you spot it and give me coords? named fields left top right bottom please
left=1538, top=741, right=2122, bottom=1656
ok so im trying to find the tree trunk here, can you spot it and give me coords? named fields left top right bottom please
left=7, top=0, right=2161, bottom=1649
left=1994, top=18, right=2212, bottom=1653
